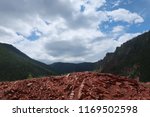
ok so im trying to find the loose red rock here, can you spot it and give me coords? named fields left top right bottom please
left=0, top=72, right=150, bottom=100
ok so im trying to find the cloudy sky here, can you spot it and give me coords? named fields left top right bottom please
left=0, top=0, right=149, bottom=64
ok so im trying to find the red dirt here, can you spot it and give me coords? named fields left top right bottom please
left=0, top=72, right=150, bottom=100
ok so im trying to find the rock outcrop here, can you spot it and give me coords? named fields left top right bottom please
left=96, top=31, right=150, bottom=82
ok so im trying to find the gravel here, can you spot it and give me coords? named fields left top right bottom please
left=0, top=72, right=150, bottom=100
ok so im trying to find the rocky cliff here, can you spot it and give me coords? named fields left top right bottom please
left=97, top=31, right=150, bottom=82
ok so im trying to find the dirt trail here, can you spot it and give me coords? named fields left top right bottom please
left=0, top=72, right=150, bottom=100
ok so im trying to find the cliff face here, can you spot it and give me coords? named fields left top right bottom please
left=0, top=72, right=150, bottom=100
left=97, top=31, right=150, bottom=82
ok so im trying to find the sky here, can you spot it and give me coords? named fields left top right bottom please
left=0, top=0, right=149, bottom=64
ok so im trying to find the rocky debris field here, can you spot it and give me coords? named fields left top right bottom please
left=0, top=72, right=150, bottom=100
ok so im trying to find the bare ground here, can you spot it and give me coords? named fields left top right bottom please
left=0, top=72, right=150, bottom=100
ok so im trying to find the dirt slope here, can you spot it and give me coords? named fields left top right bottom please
left=0, top=72, right=150, bottom=100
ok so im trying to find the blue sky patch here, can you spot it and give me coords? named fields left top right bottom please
left=27, top=30, right=42, bottom=41
left=80, top=5, right=85, bottom=12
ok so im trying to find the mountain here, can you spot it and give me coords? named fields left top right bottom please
left=0, top=43, right=53, bottom=81
left=49, top=62, right=95, bottom=74
left=96, top=31, right=150, bottom=82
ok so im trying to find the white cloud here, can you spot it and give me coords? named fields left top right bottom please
left=0, top=26, right=24, bottom=44
left=107, top=8, right=144, bottom=23
left=112, top=0, right=121, bottom=8
left=0, top=0, right=144, bottom=64
left=118, top=33, right=141, bottom=44
left=112, top=25, right=125, bottom=33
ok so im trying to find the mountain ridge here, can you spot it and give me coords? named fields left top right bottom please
left=0, top=42, right=54, bottom=81
left=49, top=62, right=95, bottom=74
left=0, top=31, right=150, bottom=82
left=97, top=31, right=150, bottom=82
left=0, top=43, right=95, bottom=81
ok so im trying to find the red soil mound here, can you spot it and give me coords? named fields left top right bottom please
left=0, top=72, right=150, bottom=100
